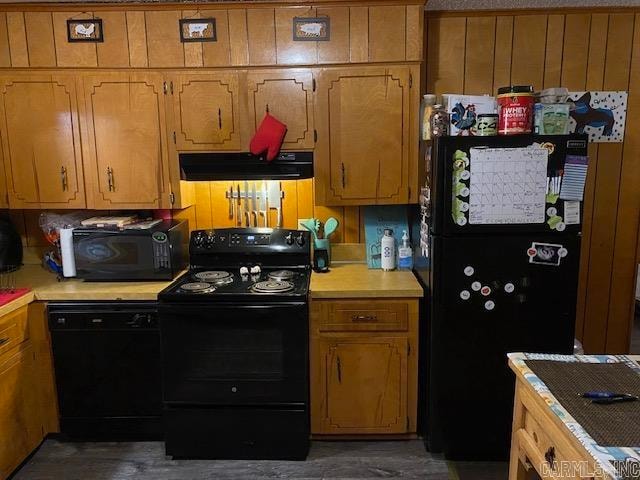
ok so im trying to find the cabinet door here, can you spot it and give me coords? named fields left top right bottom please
left=171, top=73, right=241, bottom=151
left=315, top=67, right=411, bottom=206
left=316, top=336, right=408, bottom=434
left=247, top=70, right=314, bottom=150
left=0, top=344, right=41, bottom=479
left=0, top=74, right=85, bottom=208
left=81, top=73, right=169, bottom=209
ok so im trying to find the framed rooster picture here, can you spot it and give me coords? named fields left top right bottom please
left=67, top=19, right=103, bottom=43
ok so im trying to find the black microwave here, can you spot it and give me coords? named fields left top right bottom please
left=72, top=220, right=188, bottom=281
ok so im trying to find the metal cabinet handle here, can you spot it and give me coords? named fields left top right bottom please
left=218, top=108, right=222, bottom=129
left=0, top=337, right=9, bottom=346
left=163, top=81, right=167, bottom=95
left=60, top=166, right=68, bottom=191
left=336, top=355, right=342, bottom=383
left=107, top=167, right=114, bottom=192
left=341, top=163, right=346, bottom=188
left=544, top=446, right=556, bottom=470
left=351, top=314, right=377, bottom=322
left=170, top=81, right=174, bottom=95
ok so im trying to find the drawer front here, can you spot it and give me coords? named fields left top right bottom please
left=321, top=301, right=408, bottom=332
left=0, top=306, right=29, bottom=360
left=521, top=408, right=585, bottom=479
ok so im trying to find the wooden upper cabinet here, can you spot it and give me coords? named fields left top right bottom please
left=316, top=336, right=408, bottom=434
left=246, top=69, right=314, bottom=150
left=315, top=66, right=411, bottom=206
left=0, top=74, right=85, bottom=208
left=80, top=72, right=170, bottom=209
left=171, top=72, right=241, bottom=151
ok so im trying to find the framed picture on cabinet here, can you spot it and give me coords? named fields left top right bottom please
left=179, top=18, right=217, bottom=42
left=67, top=19, right=103, bottom=42
left=293, top=17, right=330, bottom=41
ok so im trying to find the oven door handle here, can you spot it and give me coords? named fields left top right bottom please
left=159, top=302, right=306, bottom=314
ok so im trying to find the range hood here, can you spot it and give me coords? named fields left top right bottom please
left=179, top=151, right=313, bottom=181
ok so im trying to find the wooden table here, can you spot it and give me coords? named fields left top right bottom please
left=508, top=353, right=640, bottom=480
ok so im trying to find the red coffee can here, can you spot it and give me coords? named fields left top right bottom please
left=497, top=85, right=534, bottom=135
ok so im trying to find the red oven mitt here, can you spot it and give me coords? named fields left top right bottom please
left=250, top=113, right=287, bottom=162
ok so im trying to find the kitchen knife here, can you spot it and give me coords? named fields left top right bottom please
left=228, top=185, right=234, bottom=219
left=251, top=182, right=258, bottom=227
left=236, top=184, right=242, bottom=226
left=244, top=180, right=250, bottom=227
left=260, top=181, right=268, bottom=227
left=268, top=181, right=282, bottom=228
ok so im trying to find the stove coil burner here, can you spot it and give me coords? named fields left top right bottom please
left=193, top=270, right=233, bottom=286
left=268, top=270, right=296, bottom=281
left=251, top=280, right=294, bottom=294
left=180, top=282, right=216, bottom=294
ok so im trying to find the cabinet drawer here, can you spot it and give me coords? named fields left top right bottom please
left=0, top=306, right=29, bottom=360
left=320, top=301, right=408, bottom=332
left=519, top=408, right=583, bottom=478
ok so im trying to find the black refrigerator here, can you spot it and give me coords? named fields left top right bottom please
left=413, top=134, right=588, bottom=460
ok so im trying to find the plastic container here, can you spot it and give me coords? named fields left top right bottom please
left=475, top=113, right=499, bottom=136
left=398, top=230, right=413, bottom=270
left=421, top=94, right=437, bottom=141
left=381, top=228, right=396, bottom=271
left=534, top=103, right=570, bottom=135
left=497, top=85, right=534, bottom=135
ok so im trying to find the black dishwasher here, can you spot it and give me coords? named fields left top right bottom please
left=48, top=302, right=163, bottom=440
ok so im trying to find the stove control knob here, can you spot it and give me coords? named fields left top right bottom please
left=193, top=232, right=206, bottom=247
left=240, top=266, right=249, bottom=275
left=205, top=234, right=216, bottom=248
left=296, top=233, right=305, bottom=247
left=250, top=265, right=261, bottom=274
left=285, top=232, right=294, bottom=245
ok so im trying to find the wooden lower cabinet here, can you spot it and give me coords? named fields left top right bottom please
left=310, top=298, right=419, bottom=436
left=0, top=303, right=59, bottom=479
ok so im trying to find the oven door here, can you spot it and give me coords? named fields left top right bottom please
left=73, top=232, right=158, bottom=280
left=160, top=302, right=308, bottom=405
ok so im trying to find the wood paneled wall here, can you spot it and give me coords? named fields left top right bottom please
left=174, top=179, right=365, bottom=245
left=425, top=9, right=640, bottom=353
left=0, top=4, right=422, bottom=68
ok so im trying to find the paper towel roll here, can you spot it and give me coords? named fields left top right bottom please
left=59, top=227, right=76, bottom=278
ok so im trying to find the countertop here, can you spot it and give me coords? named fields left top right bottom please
left=0, top=263, right=423, bottom=318
left=13, top=264, right=176, bottom=302
left=309, top=263, right=423, bottom=299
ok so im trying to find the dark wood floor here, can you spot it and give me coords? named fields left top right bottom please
left=11, top=439, right=510, bottom=480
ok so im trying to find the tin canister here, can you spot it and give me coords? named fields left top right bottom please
left=497, top=85, right=534, bottom=135
left=474, top=113, right=499, bottom=136
left=430, top=104, right=449, bottom=137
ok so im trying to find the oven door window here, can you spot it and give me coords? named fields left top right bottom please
left=160, top=303, right=308, bottom=405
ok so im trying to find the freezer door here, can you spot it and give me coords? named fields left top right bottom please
left=427, top=233, right=578, bottom=459
left=430, top=134, right=588, bottom=236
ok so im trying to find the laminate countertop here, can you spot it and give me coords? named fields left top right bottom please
left=309, top=263, right=423, bottom=299
left=0, top=263, right=423, bottom=317
left=12, top=264, right=176, bottom=302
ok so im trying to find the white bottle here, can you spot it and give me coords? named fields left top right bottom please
left=381, top=228, right=396, bottom=271
left=398, top=230, right=413, bottom=270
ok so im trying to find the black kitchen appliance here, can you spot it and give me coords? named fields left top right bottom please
left=0, top=216, right=23, bottom=272
left=414, top=134, right=588, bottom=460
left=48, top=302, right=163, bottom=440
left=158, top=227, right=311, bottom=460
left=72, top=220, right=188, bottom=281
left=179, top=151, right=313, bottom=181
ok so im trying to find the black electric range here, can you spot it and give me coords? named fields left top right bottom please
left=158, top=228, right=311, bottom=460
